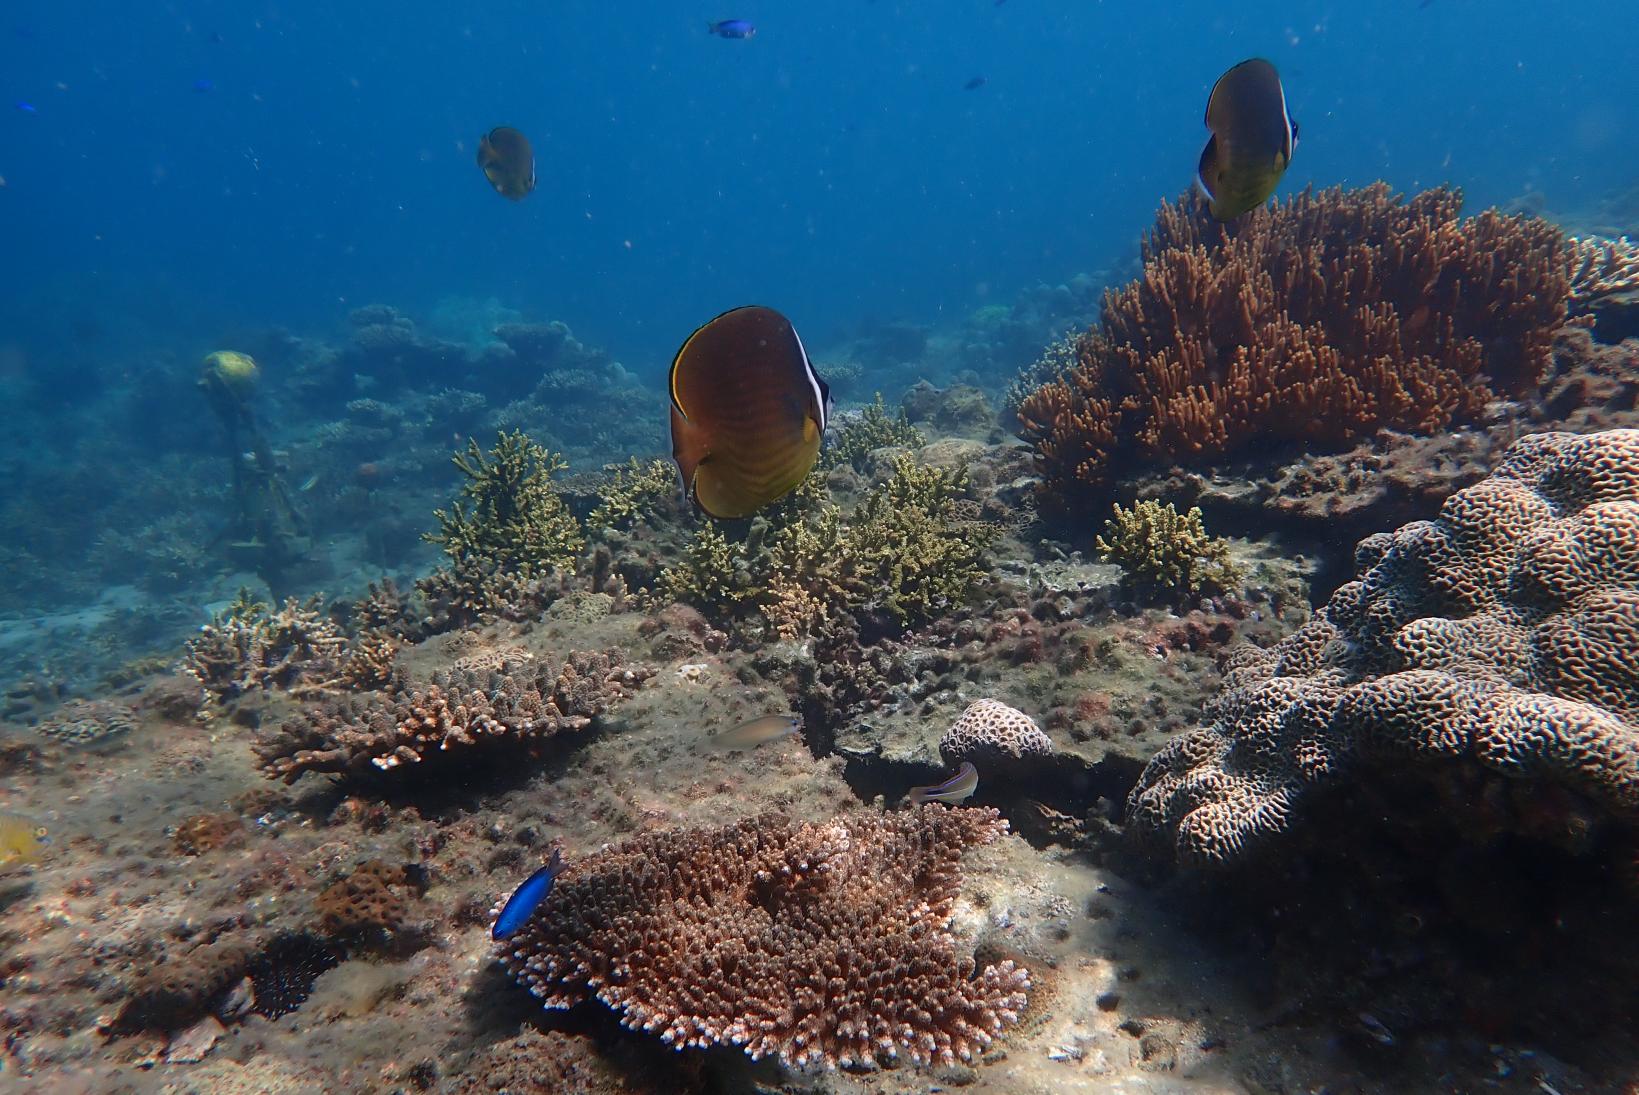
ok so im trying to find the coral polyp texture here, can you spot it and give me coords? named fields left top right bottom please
left=258, top=651, right=653, bottom=783
left=35, top=698, right=137, bottom=746
left=1016, top=184, right=1570, bottom=505
left=939, top=699, right=1056, bottom=765
left=496, top=806, right=1030, bottom=1070
left=1127, top=429, right=1639, bottom=868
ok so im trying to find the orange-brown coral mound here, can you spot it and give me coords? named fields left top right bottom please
left=496, top=806, right=1029, bottom=1070
left=1017, top=184, right=1570, bottom=506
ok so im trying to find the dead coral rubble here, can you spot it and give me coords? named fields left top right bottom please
left=258, top=650, right=652, bottom=783
left=497, top=806, right=1029, bottom=1070
left=1128, top=429, right=1639, bottom=868
left=1017, top=184, right=1570, bottom=506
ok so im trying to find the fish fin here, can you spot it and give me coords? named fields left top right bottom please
left=692, top=457, right=753, bottom=519
left=1289, top=118, right=1299, bottom=158
left=1196, top=135, right=1219, bottom=202
left=670, top=403, right=707, bottom=503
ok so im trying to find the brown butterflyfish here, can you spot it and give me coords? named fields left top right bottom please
left=1196, top=58, right=1298, bottom=221
left=669, top=305, right=831, bottom=519
left=477, top=126, right=536, bottom=201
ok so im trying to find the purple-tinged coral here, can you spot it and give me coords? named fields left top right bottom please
left=258, top=651, right=653, bottom=784
left=496, top=806, right=1029, bottom=1070
left=1128, top=429, right=1639, bottom=868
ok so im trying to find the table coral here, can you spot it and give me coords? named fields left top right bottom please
left=496, top=806, right=1029, bottom=1070
left=1127, top=429, right=1639, bottom=868
left=1017, top=184, right=1570, bottom=507
left=258, top=650, right=653, bottom=783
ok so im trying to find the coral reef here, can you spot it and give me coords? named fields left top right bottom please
left=258, top=650, right=653, bottom=784
left=584, top=457, right=680, bottom=534
left=939, top=699, right=1056, bottom=765
left=425, top=430, right=584, bottom=580
left=184, top=591, right=350, bottom=703
left=1093, top=500, right=1242, bottom=602
left=35, top=697, right=137, bottom=746
left=496, top=806, right=1029, bottom=1070
left=1017, top=185, right=1571, bottom=506
left=819, top=393, right=927, bottom=472
left=1128, top=429, right=1639, bottom=868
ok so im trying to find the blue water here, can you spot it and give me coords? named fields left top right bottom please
left=2, top=0, right=1634, bottom=372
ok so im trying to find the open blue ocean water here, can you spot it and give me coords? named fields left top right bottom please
left=2, top=0, right=1633, bottom=369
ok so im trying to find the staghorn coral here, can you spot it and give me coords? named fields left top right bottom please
left=35, top=698, right=137, bottom=747
left=1094, top=500, right=1242, bottom=602
left=1017, top=185, right=1570, bottom=506
left=496, top=806, right=1029, bottom=1070
left=424, top=429, right=583, bottom=589
left=258, top=650, right=653, bottom=784
left=1127, top=429, right=1639, bottom=869
left=940, top=699, right=1056, bottom=766
left=585, top=457, right=679, bottom=533
left=184, top=592, right=350, bottom=703
left=819, top=393, right=926, bottom=472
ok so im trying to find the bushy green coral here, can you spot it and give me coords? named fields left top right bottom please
left=819, top=394, right=926, bottom=472
left=425, top=430, right=583, bottom=577
left=586, top=458, right=678, bottom=533
left=654, top=458, right=995, bottom=634
left=1093, top=500, right=1241, bottom=601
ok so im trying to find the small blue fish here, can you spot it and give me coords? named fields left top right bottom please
left=14, top=101, right=36, bottom=113
left=193, top=78, right=215, bottom=93
left=708, top=19, right=756, bottom=39
left=492, top=847, right=562, bottom=941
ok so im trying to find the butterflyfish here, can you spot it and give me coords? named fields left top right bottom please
left=906, top=762, right=979, bottom=806
left=477, top=126, right=536, bottom=201
left=0, top=815, right=49, bottom=871
left=1196, top=58, right=1298, bottom=221
left=708, top=714, right=800, bottom=751
left=492, top=847, right=562, bottom=941
left=669, top=306, right=831, bottom=519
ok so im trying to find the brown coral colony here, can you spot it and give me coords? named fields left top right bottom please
left=1017, top=184, right=1571, bottom=504
left=496, top=807, right=1029, bottom=1070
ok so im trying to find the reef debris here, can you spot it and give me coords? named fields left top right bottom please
left=496, top=806, right=1029, bottom=1070
left=1128, top=428, right=1639, bottom=868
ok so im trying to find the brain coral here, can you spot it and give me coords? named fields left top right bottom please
left=940, top=699, right=1056, bottom=765
left=1127, top=429, right=1639, bottom=868
left=496, top=806, right=1029, bottom=1070
left=259, top=650, right=652, bottom=783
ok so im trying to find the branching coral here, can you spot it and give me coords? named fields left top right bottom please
left=1093, top=500, right=1242, bottom=601
left=819, top=394, right=926, bottom=472
left=655, top=459, right=997, bottom=637
left=496, top=806, right=1029, bottom=1070
left=424, top=430, right=583, bottom=580
left=184, top=592, right=350, bottom=702
left=1017, top=185, right=1571, bottom=506
left=1567, top=234, right=1639, bottom=315
left=1127, top=429, right=1639, bottom=869
left=585, top=457, right=679, bottom=533
left=258, top=650, right=653, bottom=784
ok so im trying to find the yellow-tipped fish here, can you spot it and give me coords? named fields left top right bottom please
left=477, top=126, right=536, bottom=201
left=1196, top=58, right=1298, bottom=221
left=906, top=762, right=979, bottom=806
left=708, top=714, right=801, bottom=751
left=669, top=306, right=831, bottom=519
left=0, top=816, right=49, bottom=871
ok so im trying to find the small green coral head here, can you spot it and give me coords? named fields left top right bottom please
left=1093, top=499, right=1242, bottom=600
left=200, top=351, right=259, bottom=398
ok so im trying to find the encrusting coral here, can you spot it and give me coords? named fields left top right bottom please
left=1094, top=500, right=1242, bottom=601
left=496, top=806, right=1029, bottom=1070
left=35, top=698, right=137, bottom=747
left=1127, top=429, right=1639, bottom=868
left=258, top=651, right=653, bottom=783
left=1017, top=184, right=1570, bottom=506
